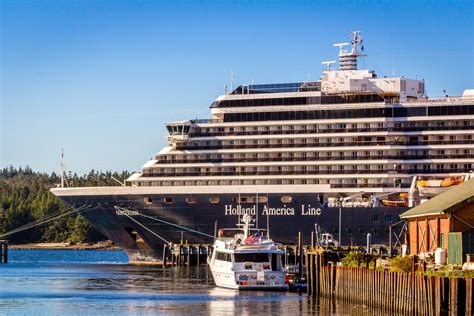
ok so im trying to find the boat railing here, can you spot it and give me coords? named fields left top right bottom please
left=190, top=118, right=222, bottom=124
left=404, top=95, right=474, bottom=104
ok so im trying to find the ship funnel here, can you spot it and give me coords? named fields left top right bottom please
left=334, top=31, right=366, bottom=71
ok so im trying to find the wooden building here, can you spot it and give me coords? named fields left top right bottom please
left=400, top=178, right=474, bottom=259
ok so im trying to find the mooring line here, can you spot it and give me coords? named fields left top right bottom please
left=0, top=204, right=92, bottom=238
left=114, top=206, right=214, bottom=239
left=119, top=212, right=169, bottom=244
left=3, top=205, right=75, bottom=234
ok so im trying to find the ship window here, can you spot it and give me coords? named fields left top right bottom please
left=258, top=196, right=268, bottom=203
left=384, top=214, right=393, bottom=223
left=281, top=196, right=293, bottom=203
left=209, top=196, right=220, bottom=204
left=163, top=197, right=173, bottom=204
left=233, top=196, right=269, bottom=204
left=372, top=214, right=379, bottom=224
left=240, top=196, right=253, bottom=204
left=234, top=253, right=269, bottom=263
left=186, top=196, right=197, bottom=204
left=144, top=197, right=153, bottom=205
left=215, top=251, right=231, bottom=262
left=358, top=228, right=364, bottom=235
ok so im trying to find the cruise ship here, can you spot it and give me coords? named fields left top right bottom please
left=52, top=32, right=474, bottom=262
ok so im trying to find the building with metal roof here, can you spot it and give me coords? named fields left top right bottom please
left=400, top=178, right=474, bottom=263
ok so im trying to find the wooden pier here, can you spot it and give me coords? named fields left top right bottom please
left=306, top=251, right=474, bottom=315
left=163, top=242, right=303, bottom=268
left=0, top=240, right=8, bottom=263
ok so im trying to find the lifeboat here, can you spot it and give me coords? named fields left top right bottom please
left=417, top=177, right=464, bottom=197
left=381, top=193, right=408, bottom=207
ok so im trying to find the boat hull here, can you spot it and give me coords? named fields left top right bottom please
left=210, top=267, right=287, bottom=290
left=54, top=191, right=408, bottom=262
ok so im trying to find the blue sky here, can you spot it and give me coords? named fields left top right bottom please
left=1, top=0, right=473, bottom=175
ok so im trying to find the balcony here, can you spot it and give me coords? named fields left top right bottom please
left=141, top=168, right=472, bottom=178
left=175, top=140, right=473, bottom=151
left=155, top=154, right=472, bottom=164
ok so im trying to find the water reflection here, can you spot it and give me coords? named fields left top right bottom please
left=1, top=250, right=396, bottom=315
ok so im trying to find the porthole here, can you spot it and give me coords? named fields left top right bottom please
left=372, top=214, right=379, bottom=224
left=232, top=196, right=269, bottom=204
left=258, top=196, right=268, bottom=203
left=144, top=197, right=152, bottom=205
left=209, top=196, right=220, bottom=204
left=163, top=197, right=173, bottom=204
left=281, top=195, right=293, bottom=203
left=186, top=196, right=197, bottom=204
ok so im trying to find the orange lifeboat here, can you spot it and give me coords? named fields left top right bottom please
left=382, top=193, right=409, bottom=207
left=440, top=177, right=463, bottom=187
left=381, top=200, right=408, bottom=207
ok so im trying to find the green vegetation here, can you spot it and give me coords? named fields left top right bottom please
left=341, top=251, right=366, bottom=267
left=0, top=166, right=131, bottom=244
left=388, top=256, right=412, bottom=273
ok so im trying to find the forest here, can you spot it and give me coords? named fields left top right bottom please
left=0, top=166, right=132, bottom=244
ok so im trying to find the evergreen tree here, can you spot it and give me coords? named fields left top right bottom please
left=0, top=166, right=129, bottom=244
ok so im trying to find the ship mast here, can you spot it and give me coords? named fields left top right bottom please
left=334, top=31, right=366, bottom=71
left=60, top=148, right=65, bottom=188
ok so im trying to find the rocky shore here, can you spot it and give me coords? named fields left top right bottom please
left=10, top=240, right=120, bottom=250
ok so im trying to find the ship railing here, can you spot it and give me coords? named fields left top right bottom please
left=175, top=139, right=473, bottom=150
left=141, top=168, right=472, bottom=178
left=405, top=95, right=474, bottom=104
left=190, top=118, right=222, bottom=124
left=186, top=125, right=473, bottom=138
left=155, top=154, right=472, bottom=164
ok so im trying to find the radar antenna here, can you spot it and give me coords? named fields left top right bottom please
left=322, top=60, right=336, bottom=71
left=334, top=31, right=366, bottom=71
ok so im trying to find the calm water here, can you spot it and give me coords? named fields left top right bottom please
left=0, top=250, right=373, bottom=315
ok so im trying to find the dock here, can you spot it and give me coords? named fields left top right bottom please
left=162, top=243, right=303, bottom=268
left=306, top=250, right=474, bottom=315
left=0, top=240, right=8, bottom=263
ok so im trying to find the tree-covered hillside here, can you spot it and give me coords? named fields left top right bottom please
left=0, top=166, right=131, bottom=244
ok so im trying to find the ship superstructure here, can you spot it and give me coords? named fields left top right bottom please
left=130, top=32, right=472, bottom=201
left=52, top=32, right=474, bottom=262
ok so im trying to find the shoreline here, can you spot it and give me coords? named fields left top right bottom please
left=9, top=241, right=121, bottom=251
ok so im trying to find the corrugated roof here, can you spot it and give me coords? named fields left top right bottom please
left=400, top=177, right=474, bottom=219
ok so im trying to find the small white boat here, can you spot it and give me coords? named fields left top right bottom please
left=207, top=214, right=288, bottom=290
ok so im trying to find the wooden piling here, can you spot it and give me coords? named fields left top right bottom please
left=305, top=248, right=474, bottom=315
left=0, top=240, right=7, bottom=264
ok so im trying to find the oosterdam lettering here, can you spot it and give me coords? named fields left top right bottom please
left=224, top=205, right=322, bottom=216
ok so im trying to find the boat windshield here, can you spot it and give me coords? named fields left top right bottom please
left=234, top=253, right=269, bottom=263
left=218, top=229, right=244, bottom=238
